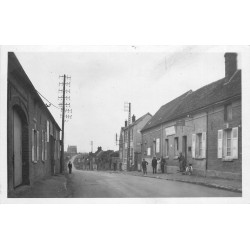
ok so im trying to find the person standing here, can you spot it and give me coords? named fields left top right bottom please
left=178, top=152, right=186, bottom=172
left=152, top=156, right=157, bottom=174
left=160, top=156, right=166, bottom=174
left=68, top=161, right=73, bottom=174
left=142, top=158, right=148, bottom=175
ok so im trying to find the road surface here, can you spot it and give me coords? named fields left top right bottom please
left=67, top=156, right=240, bottom=198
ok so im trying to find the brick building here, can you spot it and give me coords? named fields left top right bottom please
left=119, top=113, right=152, bottom=171
left=141, top=53, right=241, bottom=179
left=7, top=52, right=61, bottom=195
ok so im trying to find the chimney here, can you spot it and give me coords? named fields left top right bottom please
left=125, top=120, right=127, bottom=127
left=224, top=53, right=237, bottom=82
left=132, top=115, right=136, bottom=123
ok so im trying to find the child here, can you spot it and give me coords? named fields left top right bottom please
left=185, top=163, right=193, bottom=175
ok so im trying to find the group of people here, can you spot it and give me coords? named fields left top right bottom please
left=141, top=152, right=193, bottom=175
left=142, top=156, right=166, bottom=175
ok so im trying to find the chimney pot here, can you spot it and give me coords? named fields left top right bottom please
left=224, top=53, right=237, bottom=82
left=132, top=115, right=136, bottom=123
left=125, top=120, right=127, bottom=127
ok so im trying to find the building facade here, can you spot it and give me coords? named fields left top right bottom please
left=119, top=113, right=152, bottom=171
left=141, top=53, right=241, bottom=179
left=7, top=52, right=61, bottom=195
left=67, top=145, right=77, bottom=155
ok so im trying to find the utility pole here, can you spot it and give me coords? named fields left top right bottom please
left=59, top=75, right=72, bottom=173
left=124, top=102, right=131, bottom=171
left=90, top=141, right=93, bottom=153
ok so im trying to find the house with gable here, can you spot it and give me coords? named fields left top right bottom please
left=119, top=113, right=152, bottom=171
left=141, top=53, right=241, bottom=179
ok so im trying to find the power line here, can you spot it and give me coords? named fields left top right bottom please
left=36, top=90, right=61, bottom=109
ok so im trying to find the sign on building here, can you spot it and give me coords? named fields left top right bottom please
left=165, top=126, right=176, bottom=136
left=176, top=119, right=185, bottom=126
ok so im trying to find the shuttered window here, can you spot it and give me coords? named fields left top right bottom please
left=45, top=131, right=47, bottom=160
left=32, top=129, right=38, bottom=162
left=218, top=127, right=238, bottom=160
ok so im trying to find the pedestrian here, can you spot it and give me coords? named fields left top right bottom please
left=152, top=156, right=157, bottom=174
left=178, top=152, right=186, bottom=172
left=68, top=161, right=73, bottom=174
left=142, top=158, right=148, bottom=175
left=160, top=156, right=166, bottom=174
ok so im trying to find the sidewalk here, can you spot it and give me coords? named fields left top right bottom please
left=9, top=174, right=69, bottom=198
left=120, top=170, right=242, bottom=193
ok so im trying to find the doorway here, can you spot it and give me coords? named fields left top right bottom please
left=182, top=136, right=187, bottom=159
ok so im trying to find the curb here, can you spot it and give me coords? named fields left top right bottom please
left=125, top=172, right=242, bottom=194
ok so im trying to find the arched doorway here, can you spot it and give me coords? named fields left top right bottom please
left=12, top=106, right=29, bottom=188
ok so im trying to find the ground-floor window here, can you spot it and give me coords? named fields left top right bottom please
left=147, top=147, right=151, bottom=156
left=192, top=132, right=206, bottom=158
left=32, top=129, right=39, bottom=162
left=156, top=138, right=160, bottom=153
left=218, top=127, right=238, bottom=159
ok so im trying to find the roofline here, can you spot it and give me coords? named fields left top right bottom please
left=8, top=52, right=61, bottom=130
left=141, top=93, right=241, bottom=133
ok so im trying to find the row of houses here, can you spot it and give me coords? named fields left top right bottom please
left=7, top=52, right=62, bottom=196
left=119, top=53, right=241, bottom=180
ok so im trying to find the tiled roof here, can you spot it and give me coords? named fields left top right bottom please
left=141, top=90, right=192, bottom=131
left=123, top=112, right=152, bottom=131
left=141, top=70, right=241, bottom=132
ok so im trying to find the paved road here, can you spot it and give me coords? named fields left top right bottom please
left=67, top=157, right=240, bottom=198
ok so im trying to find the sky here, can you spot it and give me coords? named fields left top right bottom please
left=15, top=46, right=242, bottom=153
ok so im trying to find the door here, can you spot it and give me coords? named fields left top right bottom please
left=13, top=110, right=22, bottom=187
left=182, top=136, right=187, bottom=159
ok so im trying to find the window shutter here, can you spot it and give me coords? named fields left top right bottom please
left=218, top=130, right=223, bottom=158
left=45, top=132, right=47, bottom=160
left=232, top=127, right=238, bottom=159
left=47, top=121, right=50, bottom=142
left=192, top=134, right=196, bottom=158
left=37, top=131, right=39, bottom=161
left=32, top=129, right=34, bottom=161
left=202, top=132, right=206, bottom=158
left=41, top=130, right=44, bottom=161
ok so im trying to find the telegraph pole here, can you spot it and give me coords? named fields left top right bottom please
left=124, top=102, right=131, bottom=171
left=59, top=75, right=72, bottom=173
left=60, top=75, right=66, bottom=173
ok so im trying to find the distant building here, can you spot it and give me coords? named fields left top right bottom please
left=67, top=145, right=77, bottom=155
left=7, top=53, right=61, bottom=196
left=119, top=113, right=152, bottom=171
left=141, top=53, right=241, bottom=179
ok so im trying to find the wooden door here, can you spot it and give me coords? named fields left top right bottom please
left=13, top=110, right=22, bottom=187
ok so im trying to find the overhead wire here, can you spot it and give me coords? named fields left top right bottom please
left=36, top=90, right=61, bottom=110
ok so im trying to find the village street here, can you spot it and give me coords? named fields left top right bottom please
left=66, top=156, right=240, bottom=198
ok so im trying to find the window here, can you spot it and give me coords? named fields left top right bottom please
left=197, top=133, right=202, bottom=157
left=42, top=130, right=45, bottom=161
left=156, top=138, right=160, bottom=153
left=174, top=137, right=179, bottom=156
left=147, top=147, right=151, bottom=156
left=165, top=139, right=169, bottom=157
left=218, top=127, right=238, bottom=159
left=226, top=130, right=232, bottom=156
left=131, top=129, right=133, bottom=141
left=224, top=104, right=232, bottom=121
left=192, top=132, right=206, bottom=158
left=32, top=128, right=39, bottom=162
